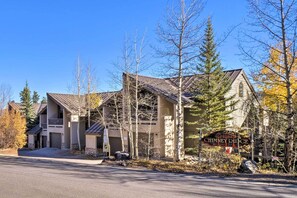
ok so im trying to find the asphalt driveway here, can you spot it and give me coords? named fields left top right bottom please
left=18, top=148, right=84, bottom=159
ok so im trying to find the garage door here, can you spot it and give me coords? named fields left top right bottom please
left=109, top=137, right=122, bottom=155
left=50, top=133, right=61, bottom=149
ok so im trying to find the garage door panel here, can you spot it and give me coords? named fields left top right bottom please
left=50, top=133, right=61, bottom=149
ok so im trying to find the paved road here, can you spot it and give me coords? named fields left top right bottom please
left=0, top=156, right=296, bottom=198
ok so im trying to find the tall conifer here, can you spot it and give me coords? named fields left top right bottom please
left=190, top=18, right=236, bottom=134
left=20, top=81, right=35, bottom=129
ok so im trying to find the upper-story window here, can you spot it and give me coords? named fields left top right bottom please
left=239, top=82, right=244, bottom=97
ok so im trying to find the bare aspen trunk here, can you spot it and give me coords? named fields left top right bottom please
left=135, top=64, right=139, bottom=159
left=76, top=58, right=81, bottom=151
left=175, top=0, right=185, bottom=162
left=87, top=65, right=91, bottom=128
left=280, top=1, right=295, bottom=172
left=126, top=73, right=134, bottom=158
left=114, top=95, right=125, bottom=151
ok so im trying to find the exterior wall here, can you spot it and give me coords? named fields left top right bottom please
left=70, top=118, right=86, bottom=150
left=47, top=97, right=64, bottom=147
left=40, top=114, right=47, bottom=127
left=225, top=71, right=255, bottom=129
left=70, top=122, right=78, bottom=149
left=47, top=97, right=58, bottom=119
left=64, top=112, right=70, bottom=149
left=158, top=96, right=175, bottom=158
left=85, top=135, right=98, bottom=156
left=28, top=135, right=35, bottom=149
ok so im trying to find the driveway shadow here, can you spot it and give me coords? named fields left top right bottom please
left=18, top=148, right=86, bottom=160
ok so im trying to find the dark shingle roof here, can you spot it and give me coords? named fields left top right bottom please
left=8, top=102, right=46, bottom=115
left=85, top=122, right=105, bottom=135
left=47, top=91, right=120, bottom=115
left=167, top=69, right=242, bottom=94
left=37, top=103, right=47, bottom=114
left=129, top=74, right=191, bottom=104
left=129, top=69, right=242, bottom=104
left=28, top=125, right=42, bottom=135
left=47, top=93, right=87, bottom=114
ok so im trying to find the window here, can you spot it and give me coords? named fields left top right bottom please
left=239, top=82, right=244, bottom=97
left=230, top=101, right=236, bottom=111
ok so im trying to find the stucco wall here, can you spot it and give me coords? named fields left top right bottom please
left=86, top=135, right=97, bottom=149
left=64, top=110, right=70, bottom=149
left=28, top=135, right=35, bottom=149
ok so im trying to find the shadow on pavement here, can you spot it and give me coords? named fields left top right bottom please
left=0, top=156, right=297, bottom=197
left=17, top=148, right=85, bottom=160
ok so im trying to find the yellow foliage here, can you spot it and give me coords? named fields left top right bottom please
left=88, top=93, right=102, bottom=109
left=0, top=110, right=26, bottom=149
left=258, top=45, right=297, bottom=111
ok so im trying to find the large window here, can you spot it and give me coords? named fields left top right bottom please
left=239, top=82, right=244, bottom=97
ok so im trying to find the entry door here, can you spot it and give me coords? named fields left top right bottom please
left=50, top=133, right=62, bottom=149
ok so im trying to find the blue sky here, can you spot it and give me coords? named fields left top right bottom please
left=0, top=0, right=248, bottom=102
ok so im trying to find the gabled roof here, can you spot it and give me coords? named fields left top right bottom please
left=37, top=103, right=47, bottom=114
left=47, top=93, right=87, bottom=115
left=128, top=74, right=191, bottom=104
left=94, top=91, right=120, bottom=105
left=168, top=69, right=242, bottom=94
left=128, top=69, right=243, bottom=105
left=27, top=125, right=42, bottom=135
left=8, top=102, right=46, bottom=115
left=85, top=122, right=104, bottom=135
left=47, top=91, right=120, bottom=115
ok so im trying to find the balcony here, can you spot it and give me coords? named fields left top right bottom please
left=48, top=118, right=63, bottom=125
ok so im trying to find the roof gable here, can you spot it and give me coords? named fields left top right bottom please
left=127, top=69, right=243, bottom=104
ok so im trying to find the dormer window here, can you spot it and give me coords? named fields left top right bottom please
left=239, top=82, right=244, bottom=97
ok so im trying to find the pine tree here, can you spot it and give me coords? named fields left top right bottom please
left=32, top=91, right=40, bottom=103
left=41, top=97, right=47, bottom=104
left=190, top=18, right=236, bottom=134
left=19, top=81, right=36, bottom=129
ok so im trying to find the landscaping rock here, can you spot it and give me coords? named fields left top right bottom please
left=239, top=159, right=259, bottom=174
left=114, top=151, right=130, bottom=160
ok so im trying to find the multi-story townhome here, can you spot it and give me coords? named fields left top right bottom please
left=26, top=68, right=259, bottom=159
left=46, top=92, right=118, bottom=151
left=7, top=101, right=47, bottom=149
left=84, top=69, right=259, bottom=158
left=27, top=104, right=47, bottom=149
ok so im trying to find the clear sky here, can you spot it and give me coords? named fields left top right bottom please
left=0, top=0, right=248, bottom=102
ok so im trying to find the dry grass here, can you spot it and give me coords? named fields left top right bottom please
left=127, top=159, right=240, bottom=175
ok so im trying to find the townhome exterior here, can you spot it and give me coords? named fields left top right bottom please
left=85, top=91, right=126, bottom=156
left=25, top=68, right=259, bottom=159
left=46, top=93, right=86, bottom=150
left=117, top=68, right=259, bottom=158
left=27, top=104, right=47, bottom=149
left=7, top=101, right=48, bottom=149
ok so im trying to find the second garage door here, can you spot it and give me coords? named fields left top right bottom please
left=109, top=137, right=122, bottom=155
left=50, top=133, right=61, bottom=149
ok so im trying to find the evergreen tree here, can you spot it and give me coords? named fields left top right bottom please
left=19, top=81, right=36, bottom=129
left=189, top=18, right=236, bottom=134
left=41, top=97, right=47, bottom=104
left=32, top=91, right=40, bottom=103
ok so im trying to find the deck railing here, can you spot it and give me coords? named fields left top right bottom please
left=48, top=118, right=63, bottom=125
left=41, top=123, right=47, bottom=129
